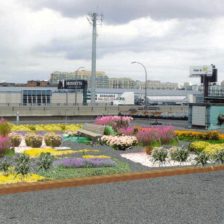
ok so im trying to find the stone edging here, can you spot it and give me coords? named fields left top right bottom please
left=1, top=165, right=224, bottom=195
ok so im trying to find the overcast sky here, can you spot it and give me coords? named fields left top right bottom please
left=1, top=0, right=224, bottom=84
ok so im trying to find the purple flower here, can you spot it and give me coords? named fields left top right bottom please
left=86, top=158, right=116, bottom=167
left=53, top=158, right=116, bottom=168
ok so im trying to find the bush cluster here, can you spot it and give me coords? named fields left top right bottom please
left=9, top=133, right=22, bottom=147
left=25, top=133, right=42, bottom=148
left=44, top=133, right=62, bottom=147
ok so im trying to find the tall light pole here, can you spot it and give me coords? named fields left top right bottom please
left=75, top=66, right=85, bottom=76
left=131, top=61, right=148, bottom=109
left=87, top=12, right=103, bottom=105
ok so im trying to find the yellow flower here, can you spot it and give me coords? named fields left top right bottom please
left=189, top=141, right=210, bottom=152
left=77, top=149, right=99, bottom=153
left=82, top=155, right=111, bottom=159
left=11, top=124, right=82, bottom=132
left=204, top=144, right=224, bottom=156
left=24, top=148, right=75, bottom=158
left=0, top=173, right=45, bottom=185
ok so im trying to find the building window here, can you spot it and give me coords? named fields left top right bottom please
left=22, top=90, right=52, bottom=106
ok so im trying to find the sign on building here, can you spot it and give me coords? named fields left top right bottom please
left=190, top=65, right=213, bottom=77
left=58, top=80, right=87, bottom=89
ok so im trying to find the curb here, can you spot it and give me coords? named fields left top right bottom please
left=1, top=165, right=224, bottom=195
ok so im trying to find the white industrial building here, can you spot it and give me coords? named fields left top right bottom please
left=0, top=87, right=200, bottom=106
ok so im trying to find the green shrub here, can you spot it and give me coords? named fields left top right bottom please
left=212, top=150, right=224, bottom=164
left=15, top=154, right=30, bottom=176
left=188, top=141, right=210, bottom=153
left=195, top=152, right=209, bottom=166
left=170, top=147, right=189, bottom=162
left=0, top=158, right=11, bottom=173
left=0, top=119, right=11, bottom=136
left=44, top=133, right=62, bottom=147
left=151, top=147, right=168, bottom=163
left=37, top=152, right=54, bottom=171
left=104, top=126, right=116, bottom=136
left=25, top=133, right=42, bottom=148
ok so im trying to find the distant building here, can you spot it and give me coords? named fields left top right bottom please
left=0, top=82, right=16, bottom=87
left=50, top=70, right=109, bottom=89
left=109, top=77, right=135, bottom=89
left=26, top=80, right=49, bottom=87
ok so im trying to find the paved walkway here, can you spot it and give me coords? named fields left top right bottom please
left=1, top=171, right=224, bottom=224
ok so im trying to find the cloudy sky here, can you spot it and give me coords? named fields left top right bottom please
left=1, top=0, right=224, bottom=84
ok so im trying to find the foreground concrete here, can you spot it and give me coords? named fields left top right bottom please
left=1, top=171, right=224, bottom=224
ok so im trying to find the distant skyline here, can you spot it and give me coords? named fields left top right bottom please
left=0, top=0, right=224, bottom=84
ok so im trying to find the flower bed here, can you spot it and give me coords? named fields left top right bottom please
left=95, top=116, right=133, bottom=131
left=101, top=135, right=138, bottom=150
left=175, top=130, right=221, bottom=141
left=53, top=158, right=116, bottom=168
left=0, top=173, right=45, bottom=185
left=11, top=124, right=82, bottom=132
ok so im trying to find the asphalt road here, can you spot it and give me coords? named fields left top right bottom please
left=1, top=171, right=224, bottom=224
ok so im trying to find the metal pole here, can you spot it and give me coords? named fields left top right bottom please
left=91, top=13, right=97, bottom=105
left=131, top=62, right=148, bottom=109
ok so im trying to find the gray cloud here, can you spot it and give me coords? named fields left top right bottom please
left=20, top=0, right=224, bottom=24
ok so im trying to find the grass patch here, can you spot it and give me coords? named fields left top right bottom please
left=38, top=159, right=130, bottom=180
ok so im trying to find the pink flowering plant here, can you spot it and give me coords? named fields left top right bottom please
left=0, top=136, right=11, bottom=156
left=136, top=126, right=175, bottom=146
left=101, top=135, right=138, bottom=150
left=95, top=116, right=133, bottom=131
left=118, top=127, right=135, bottom=136
left=0, top=119, right=11, bottom=136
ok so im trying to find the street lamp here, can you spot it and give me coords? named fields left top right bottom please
left=131, top=61, right=148, bottom=109
left=75, top=66, right=85, bottom=76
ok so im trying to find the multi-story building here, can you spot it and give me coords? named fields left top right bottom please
left=50, top=70, right=109, bottom=89
left=137, top=80, right=178, bottom=90
left=109, top=78, right=135, bottom=89
left=26, top=80, right=49, bottom=87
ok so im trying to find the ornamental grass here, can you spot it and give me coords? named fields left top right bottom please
left=136, top=126, right=175, bottom=146
left=0, top=172, right=45, bottom=185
